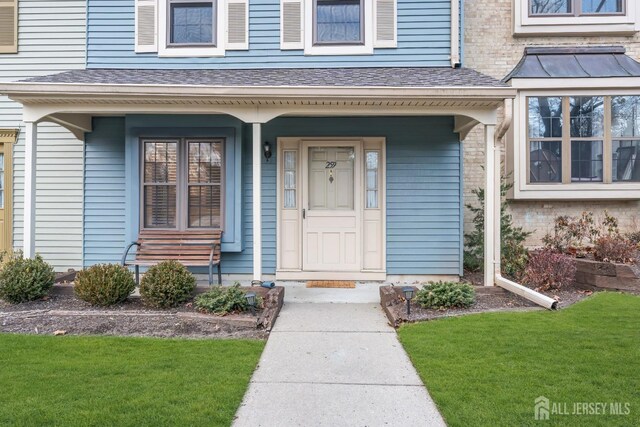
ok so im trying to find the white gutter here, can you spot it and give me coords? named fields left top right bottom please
left=451, top=0, right=460, bottom=67
left=492, top=99, right=557, bottom=310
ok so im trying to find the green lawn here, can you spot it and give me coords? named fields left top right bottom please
left=398, top=292, right=640, bottom=427
left=0, top=335, right=264, bottom=426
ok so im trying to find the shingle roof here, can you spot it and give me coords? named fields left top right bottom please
left=22, top=67, right=507, bottom=88
left=503, top=46, right=640, bottom=82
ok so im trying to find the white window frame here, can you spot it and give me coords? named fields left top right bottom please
left=159, top=0, right=226, bottom=57
left=304, top=0, right=374, bottom=55
left=509, top=85, right=640, bottom=200
left=514, top=0, right=639, bottom=36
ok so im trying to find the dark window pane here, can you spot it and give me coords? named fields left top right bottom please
left=187, top=140, right=222, bottom=229
left=144, top=142, right=177, bottom=183
left=613, top=140, right=640, bottom=182
left=612, top=96, right=640, bottom=138
left=570, top=96, right=604, bottom=138
left=188, top=140, right=222, bottom=184
left=530, top=0, right=571, bottom=15
left=528, top=97, right=563, bottom=138
left=571, top=140, right=603, bottom=182
left=530, top=140, right=562, bottom=183
left=188, top=185, right=221, bottom=228
left=316, top=0, right=362, bottom=43
left=170, top=3, right=214, bottom=44
left=581, top=0, right=622, bottom=14
left=144, top=185, right=177, bottom=228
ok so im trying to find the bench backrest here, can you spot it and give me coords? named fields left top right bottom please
left=136, top=230, right=222, bottom=264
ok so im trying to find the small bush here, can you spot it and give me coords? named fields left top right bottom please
left=542, top=210, right=620, bottom=255
left=464, top=176, right=531, bottom=280
left=0, top=252, right=55, bottom=304
left=594, top=236, right=636, bottom=264
left=626, top=231, right=640, bottom=247
left=195, top=284, right=262, bottom=315
left=416, top=281, right=475, bottom=310
left=522, top=249, right=576, bottom=292
left=74, top=264, right=136, bottom=306
left=139, top=261, right=196, bottom=308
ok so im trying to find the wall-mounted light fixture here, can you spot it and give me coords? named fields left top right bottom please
left=263, top=141, right=272, bottom=162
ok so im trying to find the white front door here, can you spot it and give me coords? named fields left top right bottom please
left=302, top=142, right=361, bottom=272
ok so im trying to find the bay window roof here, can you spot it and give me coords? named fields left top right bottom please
left=504, top=46, right=640, bottom=82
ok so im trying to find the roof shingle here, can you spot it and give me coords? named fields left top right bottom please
left=22, top=67, right=507, bottom=88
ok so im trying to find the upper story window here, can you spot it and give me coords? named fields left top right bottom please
left=515, top=0, right=638, bottom=36
left=314, top=0, right=364, bottom=45
left=0, top=0, right=18, bottom=54
left=281, top=0, right=397, bottom=55
left=530, top=0, right=623, bottom=16
left=135, top=0, right=249, bottom=56
left=168, top=0, right=216, bottom=47
left=526, top=95, right=640, bottom=186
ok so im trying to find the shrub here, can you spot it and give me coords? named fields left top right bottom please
left=594, top=236, right=636, bottom=264
left=0, top=252, right=55, bottom=304
left=542, top=210, right=620, bottom=255
left=626, top=231, right=640, bottom=247
left=195, top=284, right=262, bottom=315
left=522, top=249, right=576, bottom=292
left=464, top=175, right=531, bottom=280
left=415, top=281, right=475, bottom=310
left=139, top=261, right=196, bottom=308
left=74, top=264, right=136, bottom=306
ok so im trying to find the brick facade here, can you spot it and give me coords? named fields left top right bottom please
left=463, top=0, right=640, bottom=246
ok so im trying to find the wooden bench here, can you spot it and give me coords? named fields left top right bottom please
left=121, top=230, right=222, bottom=286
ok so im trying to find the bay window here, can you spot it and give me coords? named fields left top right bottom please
left=526, top=95, right=640, bottom=185
left=530, top=0, right=624, bottom=16
left=143, top=138, right=224, bottom=230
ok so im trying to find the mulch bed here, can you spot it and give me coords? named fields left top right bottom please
left=0, top=285, right=284, bottom=339
left=380, top=285, right=539, bottom=327
left=463, top=270, right=612, bottom=309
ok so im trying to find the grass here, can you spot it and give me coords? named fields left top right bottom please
left=398, top=292, right=640, bottom=427
left=0, top=334, right=264, bottom=426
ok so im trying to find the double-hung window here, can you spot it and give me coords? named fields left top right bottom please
left=168, top=0, right=216, bottom=47
left=142, top=138, right=224, bottom=230
left=314, top=0, right=364, bottom=45
left=284, top=0, right=396, bottom=55
left=526, top=95, right=640, bottom=185
left=136, top=0, right=249, bottom=56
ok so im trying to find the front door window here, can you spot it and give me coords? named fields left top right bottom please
left=308, top=146, right=355, bottom=210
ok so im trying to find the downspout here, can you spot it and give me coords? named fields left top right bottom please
left=451, top=0, right=460, bottom=68
left=492, top=100, right=557, bottom=310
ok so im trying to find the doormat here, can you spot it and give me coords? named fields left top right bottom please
left=306, top=281, right=356, bottom=289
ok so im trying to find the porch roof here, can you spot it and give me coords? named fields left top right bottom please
left=21, top=67, right=508, bottom=88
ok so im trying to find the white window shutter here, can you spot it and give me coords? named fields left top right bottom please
left=135, top=0, right=157, bottom=53
left=227, top=0, right=249, bottom=50
left=374, top=0, right=397, bottom=48
left=281, top=0, right=303, bottom=50
left=0, top=0, right=18, bottom=54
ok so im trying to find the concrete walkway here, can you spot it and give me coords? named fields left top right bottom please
left=233, top=286, right=446, bottom=427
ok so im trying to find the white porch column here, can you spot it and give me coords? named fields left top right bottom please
left=23, top=121, right=37, bottom=258
left=483, top=124, right=497, bottom=286
left=252, top=123, right=262, bottom=281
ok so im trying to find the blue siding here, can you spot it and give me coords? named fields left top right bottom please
left=83, top=116, right=461, bottom=276
left=87, top=0, right=454, bottom=68
left=261, top=117, right=462, bottom=275
left=84, top=117, right=127, bottom=266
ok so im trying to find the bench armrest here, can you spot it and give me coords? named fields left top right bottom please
left=121, top=241, right=141, bottom=266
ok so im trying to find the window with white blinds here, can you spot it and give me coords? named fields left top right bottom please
left=142, top=138, right=224, bottom=229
